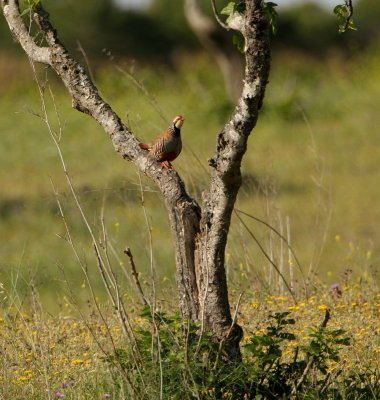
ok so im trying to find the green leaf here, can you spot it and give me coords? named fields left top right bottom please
left=330, top=328, right=346, bottom=337
left=235, top=1, right=246, bottom=14
left=336, top=337, right=351, bottom=346
left=308, top=340, right=321, bottom=355
left=334, top=3, right=357, bottom=33
left=263, top=1, right=278, bottom=35
left=221, top=2, right=236, bottom=16
left=233, top=32, right=245, bottom=53
left=347, top=19, right=357, bottom=31
left=139, top=305, right=153, bottom=320
left=21, top=0, right=41, bottom=16
left=221, top=0, right=246, bottom=27
left=279, top=332, right=296, bottom=341
left=334, top=4, right=346, bottom=16
left=221, top=1, right=246, bottom=16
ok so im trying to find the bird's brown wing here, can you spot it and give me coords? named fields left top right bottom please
left=151, top=135, right=167, bottom=159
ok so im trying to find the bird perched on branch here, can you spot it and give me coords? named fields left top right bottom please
left=139, top=115, right=184, bottom=169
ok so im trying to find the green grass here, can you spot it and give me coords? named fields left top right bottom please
left=1, top=48, right=380, bottom=397
left=1, top=48, right=380, bottom=307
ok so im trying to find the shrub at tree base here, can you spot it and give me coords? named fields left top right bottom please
left=103, top=307, right=379, bottom=399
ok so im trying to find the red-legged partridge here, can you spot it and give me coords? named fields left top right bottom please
left=139, top=115, right=184, bottom=169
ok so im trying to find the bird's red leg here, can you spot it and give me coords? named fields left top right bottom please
left=160, top=161, right=174, bottom=169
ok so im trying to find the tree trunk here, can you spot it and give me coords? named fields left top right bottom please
left=1, top=0, right=270, bottom=360
left=194, top=1, right=271, bottom=358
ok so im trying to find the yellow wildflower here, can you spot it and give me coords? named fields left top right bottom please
left=71, top=359, right=84, bottom=365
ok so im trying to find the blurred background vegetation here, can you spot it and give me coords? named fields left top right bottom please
left=0, top=0, right=379, bottom=310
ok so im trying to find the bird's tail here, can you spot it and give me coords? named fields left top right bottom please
left=139, top=143, right=150, bottom=151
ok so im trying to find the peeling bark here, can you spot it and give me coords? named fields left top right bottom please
left=1, top=0, right=271, bottom=360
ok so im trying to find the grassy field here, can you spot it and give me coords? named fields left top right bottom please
left=1, top=280, right=379, bottom=398
left=0, top=46, right=380, bottom=397
left=1, top=49, right=379, bottom=302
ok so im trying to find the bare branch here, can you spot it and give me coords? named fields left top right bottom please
left=124, top=247, right=149, bottom=307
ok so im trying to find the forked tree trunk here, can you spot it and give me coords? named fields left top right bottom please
left=1, top=0, right=270, bottom=360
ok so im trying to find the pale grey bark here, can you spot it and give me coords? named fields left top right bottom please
left=2, top=1, right=50, bottom=63
left=1, top=0, right=270, bottom=359
left=196, top=1, right=271, bottom=358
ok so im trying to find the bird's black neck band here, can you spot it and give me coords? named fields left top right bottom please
left=172, top=125, right=181, bottom=137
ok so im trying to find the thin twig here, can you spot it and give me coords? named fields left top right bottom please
left=58, top=264, right=139, bottom=397
left=98, top=212, right=139, bottom=346
left=107, top=240, right=134, bottom=287
left=53, top=186, right=117, bottom=347
left=136, top=172, right=164, bottom=400
left=291, top=309, right=331, bottom=395
left=210, top=0, right=230, bottom=30
left=93, top=243, right=118, bottom=307
left=297, top=105, right=332, bottom=289
left=116, top=65, right=168, bottom=124
left=124, top=247, right=149, bottom=306
left=286, top=216, right=294, bottom=292
left=279, top=214, right=285, bottom=295
left=137, top=170, right=156, bottom=304
left=343, top=0, right=354, bottom=32
left=234, top=210, right=297, bottom=303
left=91, top=218, right=145, bottom=374
left=213, top=292, right=244, bottom=369
left=227, top=292, right=243, bottom=340
left=30, top=61, right=148, bottom=395
left=319, top=366, right=344, bottom=395
left=234, top=208, right=306, bottom=287
left=51, top=181, right=123, bottom=358
left=183, top=319, right=201, bottom=400
left=76, top=40, right=97, bottom=88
